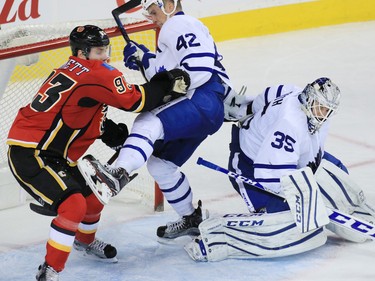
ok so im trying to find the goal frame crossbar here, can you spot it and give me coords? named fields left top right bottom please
left=0, top=21, right=156, bottom=60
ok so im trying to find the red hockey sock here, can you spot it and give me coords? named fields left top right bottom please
left=45, top=193, right=86, bottom=272
left=75, top=193, right=104, bottom=245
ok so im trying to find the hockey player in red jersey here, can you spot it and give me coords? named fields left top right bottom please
left=6, top=25, right=190, bottom=281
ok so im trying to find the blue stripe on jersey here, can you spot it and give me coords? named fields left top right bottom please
left=182, top=52, right=216, bottom=61
left=265, top=87, right=270, bottom=104
left=180, top=52, right=229, bottom=80
left=101, top=63, right=115, bottom=70
left=253, top=163, right=297, bottom=169
left=223, top=85, right=232, bottom=100
left=214, top=69, right=229, bottom=79
left=182, top=63, right=214, bottom=73
left=276, top=85, right=284, bottom=97
left=180, top=52, right=215, bottom=72
left=256, top=178, right=280, bottom=183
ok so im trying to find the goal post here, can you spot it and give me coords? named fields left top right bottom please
left=0, top=18, right=164, bottom=211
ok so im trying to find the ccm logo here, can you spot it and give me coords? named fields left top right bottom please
left=227, top=220, right=264, bottom=227
left=295, top=195, right=302, bottom=223
left=329, top=210, right=375, bottom=237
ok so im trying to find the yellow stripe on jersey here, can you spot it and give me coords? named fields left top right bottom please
left=6, top=139, right=38, bottom=148
left=34, top=150, right=45, bottom=168
left=7, top=149, right=54, bottom=205
left=45, top=166, right=68, bottom=191
left=34, top=150, right=68, bottom=191
left=41, top=119, right=64, bottom=150
left=63, top=129, right=80, bottom=159
left=133, top=85, right=146, bottom=113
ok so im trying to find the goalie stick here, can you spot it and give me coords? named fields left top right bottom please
left=112, top=0, right=148, bottom=80
left=197, top=157, right=375, bottom=240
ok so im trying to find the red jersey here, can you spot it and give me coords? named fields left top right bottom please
left=7, top=56, right=146, bottom=162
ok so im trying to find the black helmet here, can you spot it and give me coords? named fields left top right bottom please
left=69, top=25, right=110, bottom=58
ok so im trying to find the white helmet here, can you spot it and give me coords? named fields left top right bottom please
left=141, top=0, right=178, bottom=16
left=299, top=77, right=341, bottom=134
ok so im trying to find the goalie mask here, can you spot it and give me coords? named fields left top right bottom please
left=69, top=25, right=110, bottom=59
left=299, top=77, right=341, bottom=134
left=141, top=0, right=178, bottom=17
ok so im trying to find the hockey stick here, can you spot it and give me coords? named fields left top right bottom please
left=112, top=0, right=148, bottom=80
left=198, top=157, right=329, bottom=232
left=107, top=149, right=120, bottom=165
left=197, top=157, right=375, bottom=240
left=29, top=203, right=57, bottom=216
left=112, top=0, right=141, bottom=43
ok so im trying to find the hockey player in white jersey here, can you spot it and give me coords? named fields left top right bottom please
left=228, top=78, right=344, bottom=214
left=79, top=0, right=233, bottom=239
left=185, top=77, right=375, bottom=261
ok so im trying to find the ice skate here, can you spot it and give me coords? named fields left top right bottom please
left=35, top=262, right=59, bottom=281
left=73, top=238, right=118, bottom=263
left=157, top=200, right=208, bottom=240
left=78, top=154, right=137, bottom=204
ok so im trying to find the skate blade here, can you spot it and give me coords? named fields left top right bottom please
left=157, top=235, right=194, bottom=246
left=75, top=248, right=118, bottom=263
left=78, top=158, right=112, bottom=205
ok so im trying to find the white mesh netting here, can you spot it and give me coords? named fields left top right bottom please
left=0, top=18, right=161, bottom=210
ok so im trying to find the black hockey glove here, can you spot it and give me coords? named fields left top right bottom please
left=151, top=69, right=191, bottom=103
left=100, top=119, right=129, bottom=150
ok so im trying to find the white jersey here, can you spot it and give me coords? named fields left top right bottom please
left=144, top=12, right=232, bottom=93
left=239, top=84, right=330, bottom=193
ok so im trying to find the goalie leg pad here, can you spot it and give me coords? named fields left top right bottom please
left=185, top=211, right=327, bottom=262
left=281, top=167, right=329, bottom=233
left=325, top=215, right=373, bottom=243
left=316, top=159, right=375, bottom=242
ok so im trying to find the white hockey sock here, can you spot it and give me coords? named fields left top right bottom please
left=147, top=156, right=194, bottom=216
left=116, top=112, right=164, bottom=173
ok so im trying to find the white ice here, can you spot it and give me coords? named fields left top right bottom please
left=1, top=21, right=375, bottom=281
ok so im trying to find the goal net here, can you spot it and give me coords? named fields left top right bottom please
left=0, top=18, right=164, bottom=211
